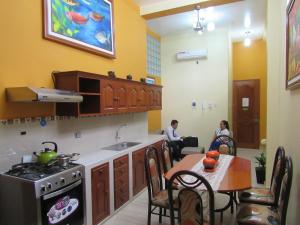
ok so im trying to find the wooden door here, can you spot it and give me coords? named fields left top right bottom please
left=115, top=81, right=128, bottom=113
left=132, top=148, right=147, bottom=195
left=154, top=87, right=162, bottom=110
left=138, top=86, right=147, bottom=111
left=114, top=155, right=129, bottom=210
left=147, top=87, right=155, bottom=110
left=92, top=163, right=110, bottom=225
left=101, top=80, right=116, bottom=114
left=233, top=79, right=260, bottom=149
left=127, top=84, right=139, bottom=112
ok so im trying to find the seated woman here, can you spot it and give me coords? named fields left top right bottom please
left=209, top=120, right=231, bottom=151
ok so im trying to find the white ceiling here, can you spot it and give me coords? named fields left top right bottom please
left=134, top=0, right=267, bottom=41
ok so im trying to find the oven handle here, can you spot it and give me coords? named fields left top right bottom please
left=42, top=180, right=82, bottom=200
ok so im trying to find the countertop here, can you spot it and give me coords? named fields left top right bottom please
left=77, top=134, right=165, bottom=168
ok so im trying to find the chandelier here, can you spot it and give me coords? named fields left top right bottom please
left=193, top=5, right=215, bottom=35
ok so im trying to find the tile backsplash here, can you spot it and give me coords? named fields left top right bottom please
left=0, top=113, right=148, bottom=172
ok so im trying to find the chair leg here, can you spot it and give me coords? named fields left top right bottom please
left=159, top=207, right=162, bottom=223
left=147, top=203, right=151, bottom=225
left=220, top=211, right=223, bottom=222
left=163, top=208, right=166, bottom=216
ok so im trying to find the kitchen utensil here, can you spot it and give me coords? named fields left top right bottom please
left=47, top=153, right=80, bottom=167
left=33, top=141, right=58, bottom=164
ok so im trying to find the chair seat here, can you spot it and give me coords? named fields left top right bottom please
left=236, top=203, right=280, bottom=225
left=181, top=147, right=205, bottom=155
left=152, top=190, right=179, bottom=208
left=239, top=188, right=274, bottom=205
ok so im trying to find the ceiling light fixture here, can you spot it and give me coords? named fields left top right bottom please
left=244, top=31, right=252, bottom=47
left=193, top=5, right=215, bottom=34
left=244, top=14, right=251, bottom=28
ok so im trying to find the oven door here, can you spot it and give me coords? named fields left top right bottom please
left=41, top=180, right=84, bottom=225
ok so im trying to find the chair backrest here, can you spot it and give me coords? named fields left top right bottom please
left=277, top=157, right=293, bottom=225
left=168, top=170, right=215, bottom=225
left=211, top=134, right=237, bottom=156
left=269, top=146, right=285, bottom=205
left=144, top=146, right=163, bottom=201
left=161, top=140, right=173, bottom=173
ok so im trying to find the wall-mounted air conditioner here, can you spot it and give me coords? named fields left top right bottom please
left=176, top=49, right=208, bottom=61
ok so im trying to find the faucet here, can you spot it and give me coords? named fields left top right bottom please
left=115, top=124, right=128, bottom=142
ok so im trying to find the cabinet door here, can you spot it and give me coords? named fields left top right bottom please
left=127, top=84, right=139, bottom=112
left=154, top=87, right=162, bottom=110
left=101, top=80, right=117, bottom=114
left=114, top=155, right=129, bottom=210
left=147, top=87, right=155, bottom=110
left=115, top=82, right=128, bottom=113
left=92, top=163, right=110, bottom=225
left=138, top=86, right=148, bottom=111
left=132, top=148, right=147, bottom=195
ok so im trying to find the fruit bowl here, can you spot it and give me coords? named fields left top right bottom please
left=206, top=150, right=220, bottom=161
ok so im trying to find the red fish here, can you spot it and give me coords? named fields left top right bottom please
left=66, top=11, right=88, bottom=24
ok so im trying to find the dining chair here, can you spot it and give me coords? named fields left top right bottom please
left=236, top=156, right=293, bottom=225
left=239, top=146, right=285, bottom=206
left=144, top=146, right=178, bottom=225
left=161, top=140, right=174, bottom=173
left=167, top=170, right=215, bottom=225
left=210, top=134, right=237, bottom=156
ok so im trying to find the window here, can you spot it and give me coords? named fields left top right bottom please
left=147, top=34, right=161, bottom=76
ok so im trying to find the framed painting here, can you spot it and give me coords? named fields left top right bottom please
left=43, top=0, right=115, bottom=58
left=287, top=0, right=300, bottom=89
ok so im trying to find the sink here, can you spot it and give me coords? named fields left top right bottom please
left=102, top=142, right=141, bottom=151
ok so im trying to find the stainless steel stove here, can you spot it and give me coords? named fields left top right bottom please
left=0, top=162, right=84, bottom=225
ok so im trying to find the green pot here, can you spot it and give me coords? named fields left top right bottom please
left=33, top=142, right=58, bottom=164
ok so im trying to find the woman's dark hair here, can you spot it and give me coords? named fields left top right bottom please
left=171, top=120, right=178, bottom=125
left=221, top=120, right=230, bottom=130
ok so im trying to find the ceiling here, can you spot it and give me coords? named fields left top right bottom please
left=133, top=0, right=267, bottom=41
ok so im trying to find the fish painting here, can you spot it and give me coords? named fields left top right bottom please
left=63, top=0, right=79, bottom=6
left=66, top=11, right=89, bottom=24
left=95, top=32, right=111, bottom=45
left=89, top=12, right=104, bottom=22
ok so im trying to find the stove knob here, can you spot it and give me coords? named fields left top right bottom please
left=60, top=177, right=65, bottom=184
left=72, top=172, right=77, bottom=179
left=76, top=171, right=82, bottom=177
left=47, top=183, right=52, bottom=190
left=41, top=185, right=46, bottom=193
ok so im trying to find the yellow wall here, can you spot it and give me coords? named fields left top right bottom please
left=0, top=0, right=147, bottom=119
left=232, top=39, right=267, bottom=140
left=147, top=29, right=162, bottom=133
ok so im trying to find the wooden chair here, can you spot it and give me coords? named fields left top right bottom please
left=161, top=140, right=174, bottom=173
left=239, top=147, right=285, bottom=206
left=209, top=134, right=237, bottom=156
left=167, top=170, right=215, bottom=225
left=236, top=156, right=293, bottom=225
left=144, top=146, right=178, bottom=225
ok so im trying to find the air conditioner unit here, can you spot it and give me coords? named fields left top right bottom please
left=176, top=49, right=208, bottom=61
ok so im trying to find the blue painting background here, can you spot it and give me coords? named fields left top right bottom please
left=51, top=0, right=113, bottom=52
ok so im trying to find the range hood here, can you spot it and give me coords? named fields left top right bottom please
left=6, top=87, right=83, bottom=103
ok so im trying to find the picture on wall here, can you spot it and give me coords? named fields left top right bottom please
left=287, top=0, right=300, bottom=89
left=43, top=0, right=115, bottom=58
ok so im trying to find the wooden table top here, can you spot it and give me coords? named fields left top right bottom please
left=165, top=154, right=252, bottom=192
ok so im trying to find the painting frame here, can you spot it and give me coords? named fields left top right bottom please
left=286, top=0, right=300, bottom=89
left=43, top=0, right=115, bottom=58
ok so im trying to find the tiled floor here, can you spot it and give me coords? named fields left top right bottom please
left=103, top=148, right=264, bottom=225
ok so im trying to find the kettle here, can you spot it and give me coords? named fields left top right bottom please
left=33, top=141, right=58, bottom=164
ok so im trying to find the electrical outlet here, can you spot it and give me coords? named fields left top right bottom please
left=74, top=131, right=82, bottom=139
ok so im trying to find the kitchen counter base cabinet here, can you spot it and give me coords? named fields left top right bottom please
left=113, top=155, right=129, bottom=210
left=92, top=163, right=110, bottom=225
left=132, top=148, right=147, bottom=196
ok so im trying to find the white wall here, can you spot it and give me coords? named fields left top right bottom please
left=0, top=113, right=148, bottom=172
left=267, top=0, right=300, bottom=224
left=161, top=29, right=230, bottom=149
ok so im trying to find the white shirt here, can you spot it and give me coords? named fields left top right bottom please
left=215, top=128, right=231, bottom=138
left=166, top=126, right=181, bottom=141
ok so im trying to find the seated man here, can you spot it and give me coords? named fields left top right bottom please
left=165, top=120, right=185, bottom=161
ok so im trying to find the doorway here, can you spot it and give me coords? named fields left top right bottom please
left=233, top=79, right=260, bottom=149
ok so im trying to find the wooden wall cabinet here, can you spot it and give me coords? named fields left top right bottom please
left=113, top=155, right=129, bottom=210
left=54, top=71, right=162, bottom=116
left=92, top=163, right=110, bottom=225
left=132, top=148, right=147, bottom=196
